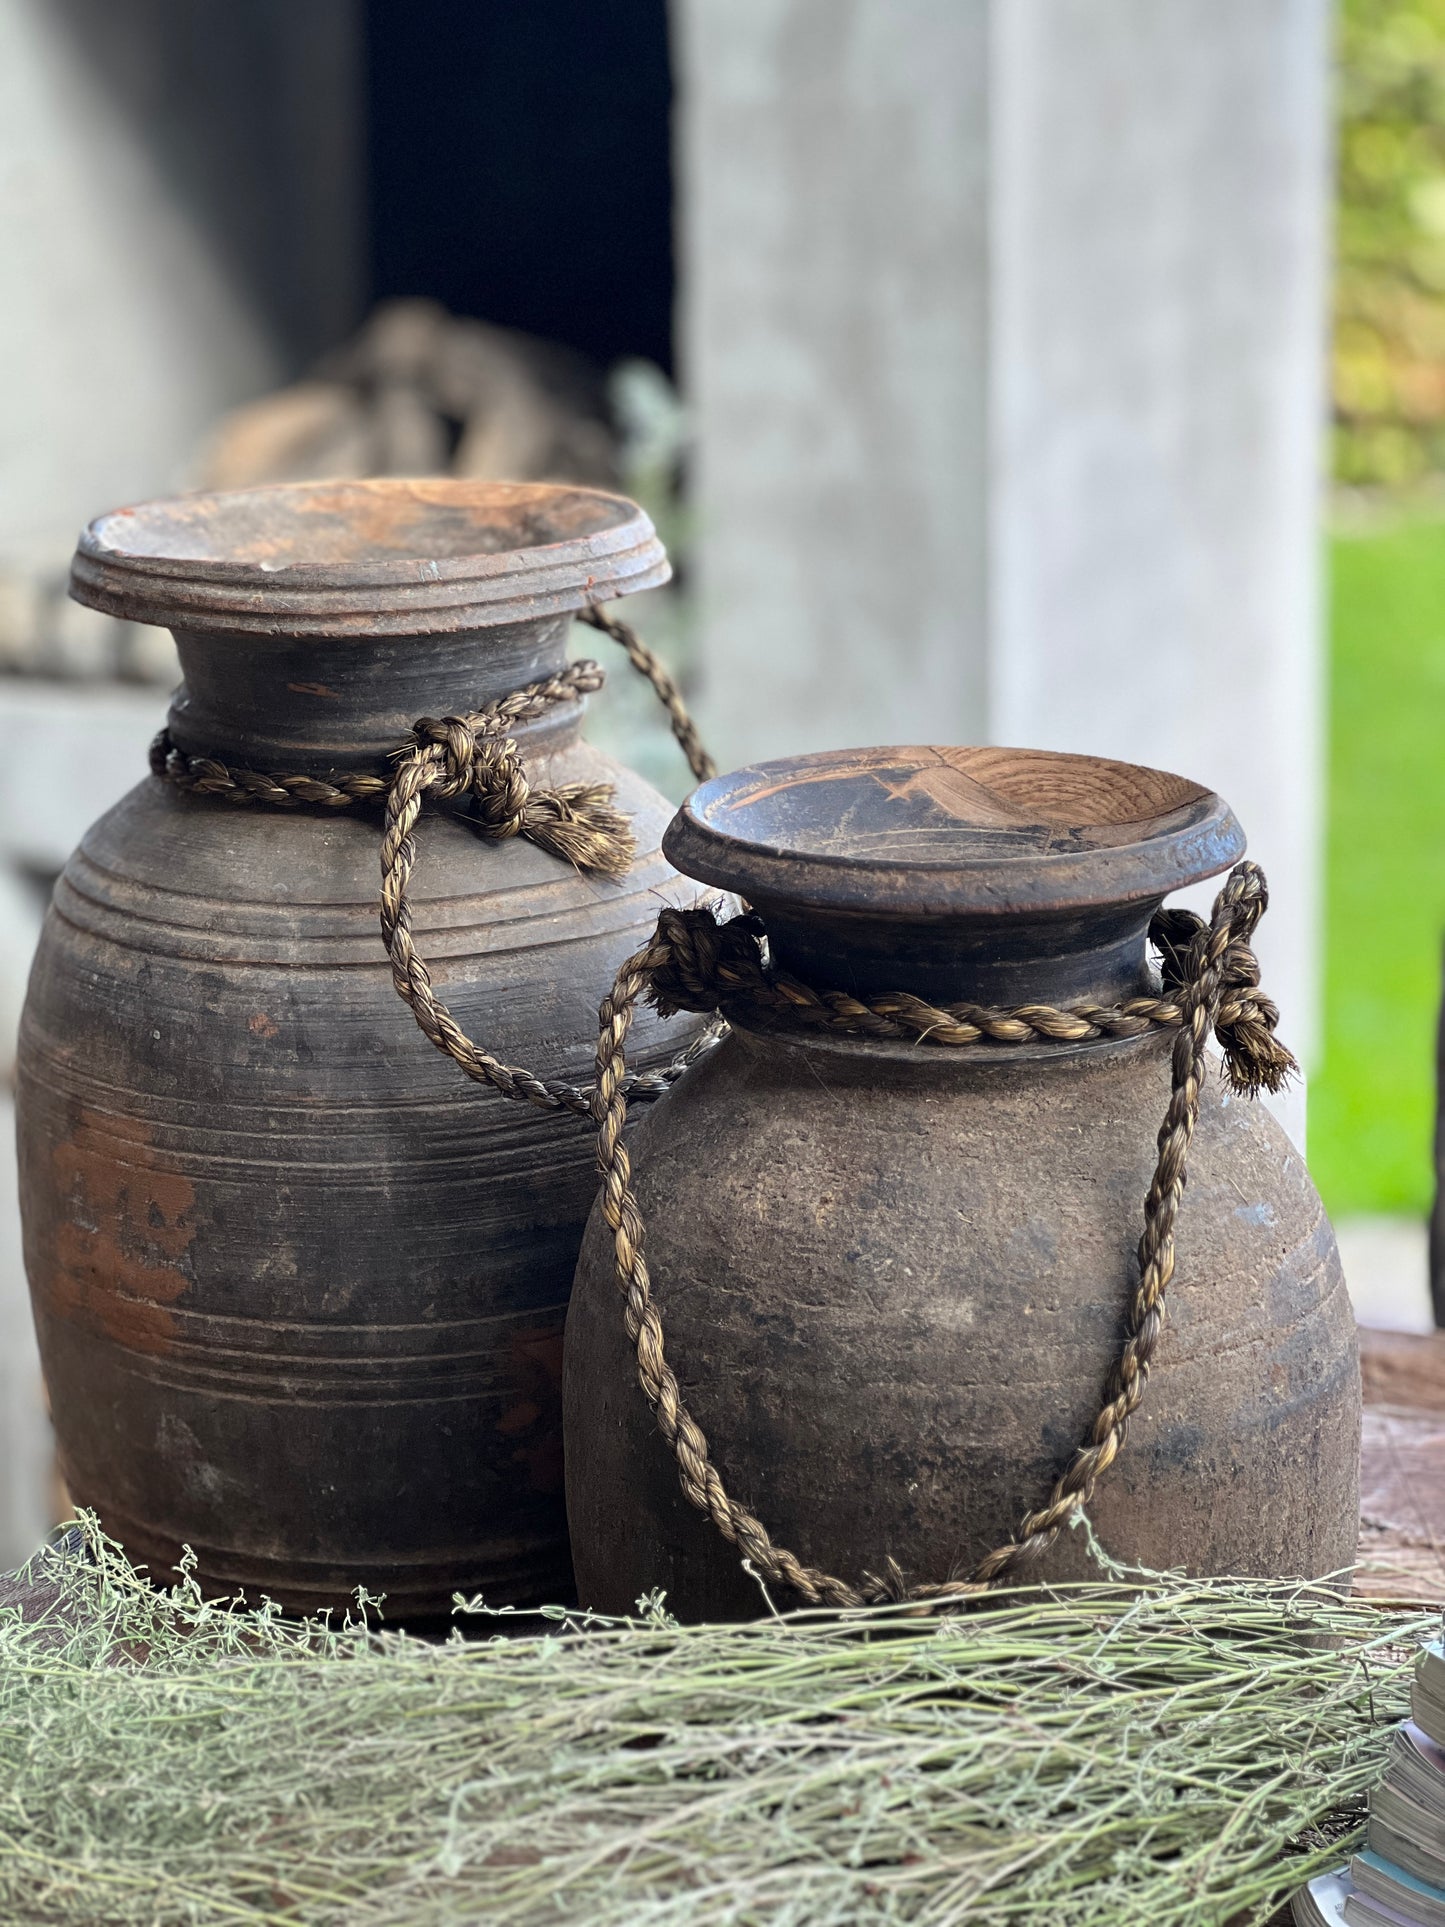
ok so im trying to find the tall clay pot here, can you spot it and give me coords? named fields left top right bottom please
left=18, top=478, right=704, bottom=1616
left=565, top=746, right=1361, bottom=1619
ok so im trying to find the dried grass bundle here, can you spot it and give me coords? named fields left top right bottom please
left=0, top=1519, right=1431, bottom=1925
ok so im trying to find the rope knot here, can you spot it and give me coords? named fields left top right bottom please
left=391, top=697, right=636, bottom=879
left=467, top=736, right=531, bottom=841
left=647, top=907, right=766, bottom=1017
left=1149, top=862, right=1295, bottom=1098
left=407, top=715, right=487, bottom=801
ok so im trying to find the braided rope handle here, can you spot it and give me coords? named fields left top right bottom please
left=591, top=862, right=1293, bottom=1608
left=374, top=611, right=719, bottom=1114
left=577, top=605, right=716, bottom=785
left=636, top=899, right=1290, bottom=1072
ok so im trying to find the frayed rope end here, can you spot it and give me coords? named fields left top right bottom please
left=521, top=784, right=637, bottom=880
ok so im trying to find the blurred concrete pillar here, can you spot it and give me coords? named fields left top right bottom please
left=678, top=0, right=1330, bottom=1109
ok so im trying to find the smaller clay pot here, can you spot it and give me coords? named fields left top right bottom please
left=564, top=745, right=1360, bottom=1620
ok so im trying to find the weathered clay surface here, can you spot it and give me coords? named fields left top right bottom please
left=567, top=1027, right=1359, bottom=1617
left=19, top=481, right=702, bottom=1617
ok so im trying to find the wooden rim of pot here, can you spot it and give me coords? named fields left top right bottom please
left=663, top=744, right=1246, bottom=919
left=69, top=478, right=670, bottom=639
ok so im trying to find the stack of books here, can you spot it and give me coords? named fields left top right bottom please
left=1294, top=1642, right=1445, bottom=1926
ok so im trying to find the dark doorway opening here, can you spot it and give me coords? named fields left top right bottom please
left=365, top=0, right=675, bottom=375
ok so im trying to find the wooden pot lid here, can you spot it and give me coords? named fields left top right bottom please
left=70, top=478, right=669, bottom=638
left=663, top=745, right=1245, bottom=918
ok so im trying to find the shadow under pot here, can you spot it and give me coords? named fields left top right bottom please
left=564, top=744, right=1360, bottom=1620
left=18, top=476, right=708, bottom=1618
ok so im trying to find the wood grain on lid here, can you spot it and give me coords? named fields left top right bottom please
left=663, top=745, right=1245, bottom=917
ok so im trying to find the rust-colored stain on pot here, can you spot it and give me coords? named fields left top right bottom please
left=48, top=1108, right=193, bottom=1356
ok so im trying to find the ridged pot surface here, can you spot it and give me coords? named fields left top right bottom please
left=18, top=479, right=702, bottom=1616
left=563, top=745, right=1360, bottom=1618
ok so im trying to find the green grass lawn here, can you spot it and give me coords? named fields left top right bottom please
left=1311, top=512, right=1445, bottom=1216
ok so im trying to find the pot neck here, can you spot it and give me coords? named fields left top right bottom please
left=662, top=746, right=1244, bottom=1020
left=165, top=614, right=581, bottom=772
left=748, top=896, right=1161, bottom=1012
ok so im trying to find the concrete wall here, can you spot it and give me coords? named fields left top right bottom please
left=989, top=0, right=1329, bottom=1072
left=679, top=0, right=1331, bottom=1105
left=0, top=0, right=363, bottom=562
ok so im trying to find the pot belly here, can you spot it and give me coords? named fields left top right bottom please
left=565, top=1028, right=1360, bottom=1619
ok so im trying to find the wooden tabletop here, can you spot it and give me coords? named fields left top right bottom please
left=1358, top=1324, right=1445, bottom=1603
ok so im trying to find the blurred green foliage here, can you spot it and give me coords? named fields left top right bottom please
left=1311, top=514, right=1445, bottom=1214
left=1325, top=6, right=1445, bottom=1221
left=1336, top=0, right=1445, bottom=483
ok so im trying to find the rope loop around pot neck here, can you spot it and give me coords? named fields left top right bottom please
left=636, top=879, right=1291, bottom=1088
left=590, top=860, right=1295, bottom=1609
left=152, top=604, right=722, bottom=1115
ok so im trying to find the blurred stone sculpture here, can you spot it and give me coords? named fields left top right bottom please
left=0, top=301, right=687, bottom=687
left=194, top=299, right=620, bottom=493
